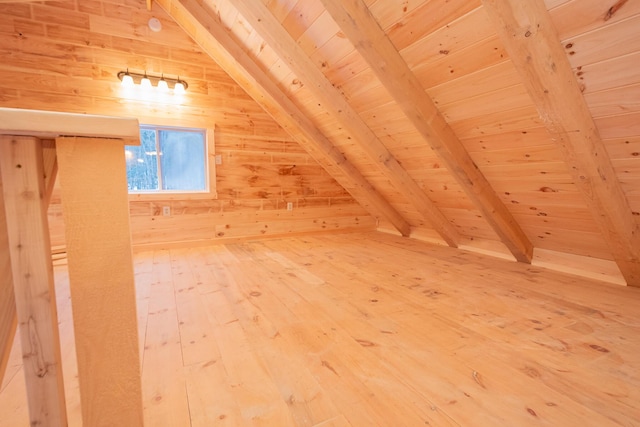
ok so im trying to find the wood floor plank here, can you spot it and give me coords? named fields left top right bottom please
left=1, top=231, right=639, bottom=426
left=256, top=234, right=637, bottom=426
left=200, top=247, right=299, bottom=426
left=141, top=249, right=190, bottom=427
left=205, top=247, right=357, bottom=427
left=185, top=358, right=243, bottom=426
left=133, top=252, right=153, bottom=363
left=257, top=239, right=550, bottom=425
left=224, top=243, right=463, bottom=427
left=171, top=248, right=222, bottom=367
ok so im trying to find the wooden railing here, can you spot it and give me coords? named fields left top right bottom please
left=0, top=108, right=145, bottom=426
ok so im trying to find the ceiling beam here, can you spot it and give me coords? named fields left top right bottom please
left=231, top=0, right=460, bottom=248
left=320, top=0, right=533, bottom=263
left=155, top=0, right=412, bottom=237
left=482, top=0, right=640, bottom=286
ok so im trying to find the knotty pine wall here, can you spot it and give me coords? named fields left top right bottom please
left=0, top=1, right=373, bottom=248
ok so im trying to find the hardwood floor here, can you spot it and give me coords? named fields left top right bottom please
left=2, top=231, right=640, bottom=426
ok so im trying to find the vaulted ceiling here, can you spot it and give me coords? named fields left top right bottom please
left=1, top=0, right=639, bottom=286
left=152, top=0, right=640, bottom=285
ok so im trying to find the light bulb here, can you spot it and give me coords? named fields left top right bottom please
left=174, top=81, right=185, bottom=95
left=121, top=73, right=134, bottom=88
left=158, top=78, right=169, bottom=91
left=141, top=75, right=152, bottom=89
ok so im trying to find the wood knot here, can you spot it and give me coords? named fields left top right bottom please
left=523, top=366, right=540, bottom=378
left=472, top=370, right=486, bottom=388
left=605, top=0, right=629, bottom=21
left=589, top=344, right=610, bottom=353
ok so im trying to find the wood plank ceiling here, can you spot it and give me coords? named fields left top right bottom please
left=153, top=0, right=640, bottom=285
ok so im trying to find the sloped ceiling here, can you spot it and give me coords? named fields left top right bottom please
left=153, top=0, right=640, bottom=285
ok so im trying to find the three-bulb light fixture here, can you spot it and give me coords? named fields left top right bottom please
left=117, top=69, right=188, bottom=94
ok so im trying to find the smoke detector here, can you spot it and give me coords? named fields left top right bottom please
left=148, top=17, right=162, bottom=32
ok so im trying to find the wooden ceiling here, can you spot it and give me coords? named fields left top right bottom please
left=155, top=0, right=640, bottom=285
left=1, top=0, right=639, bottom=285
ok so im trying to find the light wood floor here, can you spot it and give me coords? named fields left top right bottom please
left=2, top=231, right=640, bottom=426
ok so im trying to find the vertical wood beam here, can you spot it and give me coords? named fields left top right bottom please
left=482, top=0, right=640, bottom=286
left=232, top=0, right=460, bottom=247
left=157, top=0, right=412, bottom=236
left=56, top=137, right=144, bottom=425
left=0, top=135, right=67, bottom=427
left=1, top=139, right=57, bottom=385
left=0, top=158, right=17, bottom=387
left=41, top=139, right=57, bottom=207
left=320, top=0, right=533, bottom=263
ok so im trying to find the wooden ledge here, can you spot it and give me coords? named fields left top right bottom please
left=0, top=108, right=139, bottom=142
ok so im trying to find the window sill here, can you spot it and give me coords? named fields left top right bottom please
left=128, top=191, right=218, bottom=201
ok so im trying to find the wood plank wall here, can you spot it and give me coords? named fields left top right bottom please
left=127, top=131, right=373, bottom=248
left=0, top=1, right=373, bottom=249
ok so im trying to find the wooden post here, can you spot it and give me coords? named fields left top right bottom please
left=1, top=139, right=57, bottom=386
left=0, top=155, right=17, bottom=387
left=56, top=136, right=144, bottom=426
left=41, top=139, right=58, bottom=207
left=0, top=135, right=68, bottom=426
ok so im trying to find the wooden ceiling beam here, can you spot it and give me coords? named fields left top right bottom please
left=482, top=0, right=640, bottom=286
left=321, top=0, right=533, bottom=263
left=231, top=0, right=461, bottom=247
left=156, top=0, right=412, bottom=237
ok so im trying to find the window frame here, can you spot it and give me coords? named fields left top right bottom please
left=126, top=124, right=217, bottom=201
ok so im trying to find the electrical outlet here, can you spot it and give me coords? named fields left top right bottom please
left=286, top=202, right=293, bottom=211
left=215, top=154, right=222, bottom=165
left=162, top=206, right=170, bottom=216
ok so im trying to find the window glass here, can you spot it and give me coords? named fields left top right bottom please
left=159, top=130, right=206, bottom=191
left=125, top=128, right=158, bottom=191
left=125, top=125, right=207, bottom=193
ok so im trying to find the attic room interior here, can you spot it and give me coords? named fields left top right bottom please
left=0, top=0, right=639, bottom=425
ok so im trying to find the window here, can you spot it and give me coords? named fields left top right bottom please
left=125, top=125, right=208, bottom=193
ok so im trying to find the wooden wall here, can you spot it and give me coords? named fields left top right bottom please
left=0, top=1, right=373, bottom=248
